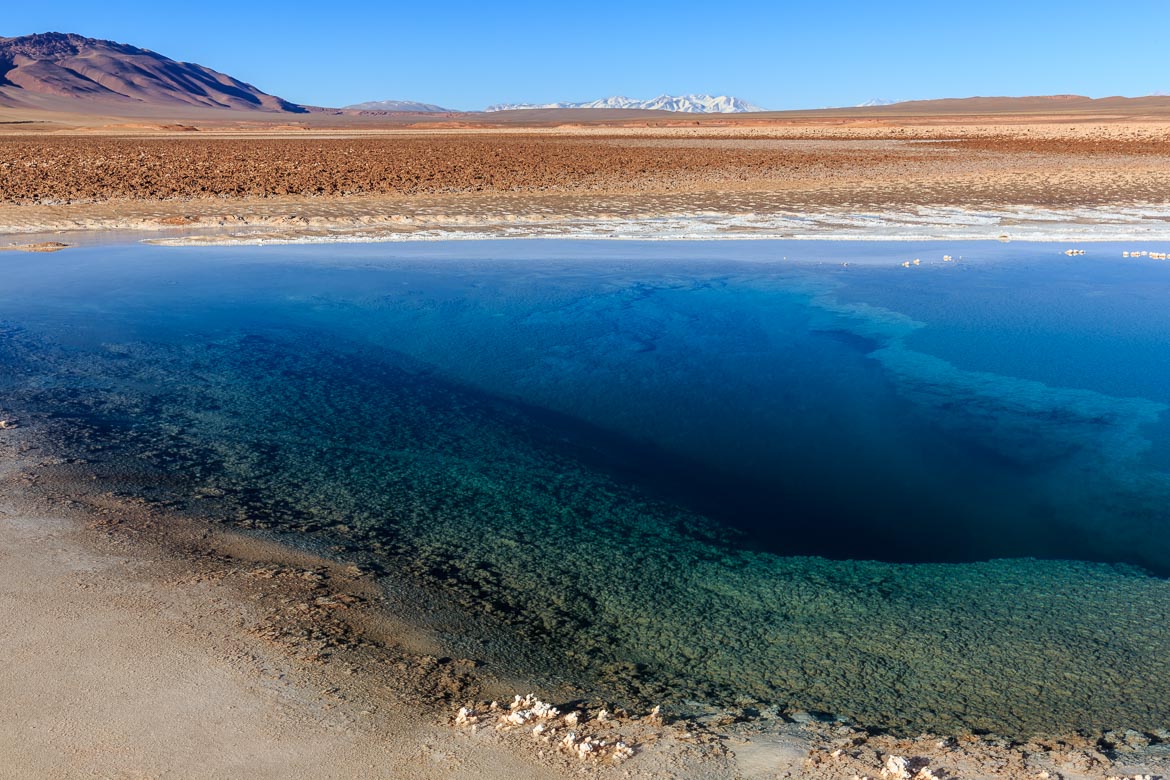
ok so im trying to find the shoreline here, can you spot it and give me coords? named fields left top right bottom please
left=0, top=415, right=595, bottom=779
left=4, top=200, right=1170, bottom=248
left=3, top=348, right=1170, bottom=778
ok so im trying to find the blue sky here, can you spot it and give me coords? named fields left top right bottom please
left=4, top=1, right=1168, bottom=110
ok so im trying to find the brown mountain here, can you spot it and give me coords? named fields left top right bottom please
left=0, top=32, right=304, bottom=113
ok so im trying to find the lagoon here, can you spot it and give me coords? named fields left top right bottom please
left=2, top=239, right=1168, bottom=737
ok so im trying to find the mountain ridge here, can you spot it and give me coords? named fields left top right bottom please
left=0, top=32, right=304, bottom=113
left=484, top=94, right=765, bottom=113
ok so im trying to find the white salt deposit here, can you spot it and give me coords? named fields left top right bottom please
left=144, top=204, right=1170, bottom=246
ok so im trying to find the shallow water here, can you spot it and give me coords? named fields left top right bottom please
left=2, top=239, right=1169, bottom=737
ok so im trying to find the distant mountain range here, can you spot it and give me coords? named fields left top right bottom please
left=344, top=94, right=766, bottom=114
left=0, top=32, right=303, bottom=112
left=3, top=33, right=1166, bottom=122
left=0, top=36, right=758, bottom=117
left=343, top=99, right=454, bottom=113
left=484, top=94, right=765, bottom=113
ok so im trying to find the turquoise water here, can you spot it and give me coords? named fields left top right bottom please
left=1, top=240, right=1169, bottom=737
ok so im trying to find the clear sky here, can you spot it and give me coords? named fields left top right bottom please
left=4, top=0, right=1168, bottom=110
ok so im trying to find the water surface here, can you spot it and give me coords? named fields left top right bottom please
left=1, top=239, right=1168, bottom=737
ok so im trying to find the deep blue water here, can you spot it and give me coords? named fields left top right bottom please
left=1, top=239, right=1168, bottom=736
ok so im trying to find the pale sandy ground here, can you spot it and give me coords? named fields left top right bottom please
left=0, top=427, right=594, bottom=779
left=0, top=241, right=70, bottom=252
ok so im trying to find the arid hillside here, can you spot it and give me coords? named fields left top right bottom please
left=0, top=32, right=303, bottom=113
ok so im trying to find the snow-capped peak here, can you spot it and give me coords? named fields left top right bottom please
left=484, top=94, right=765, bottom=114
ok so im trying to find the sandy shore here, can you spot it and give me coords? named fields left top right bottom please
left=4, top=361, right=1170, bottom=779
left=0, top=420, right=600, bottom=779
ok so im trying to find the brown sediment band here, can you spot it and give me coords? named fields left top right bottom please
left=1, top=125, right=1168, bottom=208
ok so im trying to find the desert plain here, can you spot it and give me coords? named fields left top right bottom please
left=3, top=96, right=1170, bottom=244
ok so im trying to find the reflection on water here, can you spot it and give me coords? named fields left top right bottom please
left=1, top=240, right=1168, bottom=737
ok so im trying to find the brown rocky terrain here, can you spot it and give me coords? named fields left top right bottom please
left=0, top=133, right=947, bottom=202
left=1, top=123, right=1168, bottom=241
